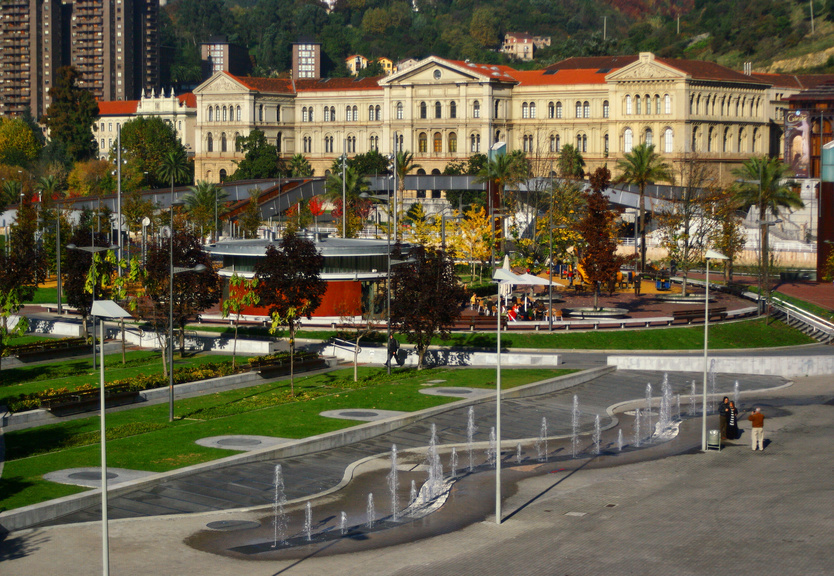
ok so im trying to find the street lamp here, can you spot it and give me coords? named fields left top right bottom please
left=168, top=262, right=205, bottom=421
left=702, top=248, right=728, bottom=452
left=67, top=243, right=117, bottom=370
left=90, top=299, right=132, bottom=576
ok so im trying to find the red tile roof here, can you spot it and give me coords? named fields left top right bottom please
left=233, top=75, right=295, bottom=93
left=509, top=68, right=610, bottom=86
left=751, top=72, right=834, bottom=90
left=654, top=57, right=768, bottom=85
left=295, top=76, right=384, bottom=92
left=440, top=59, right=518, bottom=82
left=178, top=93, right=197, bottom=108
left=97, top=100, right=139, bottom=116
left=545, top=56, right=638, bottom=71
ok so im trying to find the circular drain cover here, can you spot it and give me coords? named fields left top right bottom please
left=341, top=411, right=379, bottom=417
left=217, top=437, right=262, bottom=447
left=69, top=471, right=118, bottom=480
left=206, top=520, right=261, bottom=531
left=438, top=388, right=472, bottom=394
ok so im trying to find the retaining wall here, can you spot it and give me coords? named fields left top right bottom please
left=607, top=354, right=834, bottom=377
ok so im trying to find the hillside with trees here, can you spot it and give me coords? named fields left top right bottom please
left=160, top=0, right=834, bottom=84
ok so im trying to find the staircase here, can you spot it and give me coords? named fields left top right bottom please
left=770, top=298, right=834, bottom=344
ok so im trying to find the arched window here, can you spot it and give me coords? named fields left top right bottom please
left=207, top=133, right=213, bottom=152
left=419, top=132, right=428, bottom=153
left=420, top=102, right=427, bottom=119
left=692, top=126, right=699, bottom=152
left=523, top=135, right=531, bottom=153
left=324, top=135, right=332, bottom=153
left=207, top=107, right=213, bottom=122
left=471, top=133, right=480, bottom=152
left=275, top=105, right=280, bottom=122
left=549, top=135, right=557, bottom=152
left=221, top=133, right=227, bottom=152
left=236, top=106, right=242, bottom=121
left=624, top=128, right=633, bottom=153
left=522, top=102, right=529, bottom=119
left=707, top=126, right=714, bottom=152
left=346, top=106, right=352, bottom=121
left=645, top=95, right=651, bottom=114
left=583, top=101, right=590, bottom=118
left=530, top=102, right=537, bottom=119
left=604, top=133, right=609, bottom=156
left=397, top=102, right=404, bottom=119
left=665, top=94, right=671, bottom=114
left=556, top=101, right=563, bottom=118
left=494, top=100, right=500, bottom=118
left=664, top=128, right=673, bottom=153
left=450, top=101, right=457, bottom=119
left=603, top=100, right=609, bottom=118
left=449, top=132, right=457, bottom=153
left=435, top=101, right=442, bottom=119
left=626, top=95, right=632, bottom=115
left=330, top=107, right=335, bottom=122
left=276, top=132, right=282, bottom=152
left=348, top=136, right=356, bottom=153
left=100, top=138, right=105, bottom=149
left=473, top=100, right=480, bottom=118
left=645, top=128, right=653, bottom=147
left=375, top=105, right=381, bottom=120
left=433, top=132, right=442, bottom=153
left=576, top=134, right=582, bottom=149
left=738, top=128, right=745, bottom=153
left=352, top=105, right=358, bottom=121
left=636, top=95, right=641, bottom=115
left=723, top=127, right=729, bottom=152
left=258, top=104, right=263, bottom=122
left=302, top=107, right=308, bottom=122
left=324, top=107, right=330, bottom=122
left=582, top=134, right=587, bottom=152
left=219, top=169, right=227, bottom=182
left=555, top=134, right=561, bottom=152
left=369, top=105, right=374, bottom=121
left=575, top=101, right=582, bottom=118
left=655, top=95, right=661, bottom=115
left=548, top=102, right=555, bottom=119
left=752, top=127, right=759, bottom=153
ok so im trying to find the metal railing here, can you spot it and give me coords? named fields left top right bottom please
left=771, top=297, right=834, bottom=343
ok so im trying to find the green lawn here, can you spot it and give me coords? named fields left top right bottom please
left=0, top=350, right=232, bottom=406
left=772, top=291, right=834, bottom=322
left=29, top=286, right=64, bottom=305
left=0, top=367, right=571, bottom=511
left=5, top=335, right=55, bottom=347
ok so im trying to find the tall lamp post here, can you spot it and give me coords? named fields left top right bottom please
left=90, top=300, right=132, bottom=576
left=67, top=243, right=117, bottom=370
left=701, top=248, right=728, bottom=452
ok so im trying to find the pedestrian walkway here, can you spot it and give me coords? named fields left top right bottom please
left=36, top=369, right=784, bottom=528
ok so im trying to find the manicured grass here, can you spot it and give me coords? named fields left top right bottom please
left=772, top=291, right=834, bottom=322
left=0, top=367, right=572, bottom=511
left=29, top=286, right=64, bottom=305
left=0, top=350, right=232, bottom=406
left=5, top=335, right=55, bottom=347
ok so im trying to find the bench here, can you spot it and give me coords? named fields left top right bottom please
left=40, top=383, right=140, bottom=416
left=672, top=307, right=727, bottom=324
left=453, top=315, right=508, bottom=331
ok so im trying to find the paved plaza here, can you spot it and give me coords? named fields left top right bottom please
left=2, top=369, right=832, bottom=575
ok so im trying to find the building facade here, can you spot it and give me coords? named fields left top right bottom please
left=0, top=0, right=159, bottom=119
left=188, top=52, right=832, bottom=186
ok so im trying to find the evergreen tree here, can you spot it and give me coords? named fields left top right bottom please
left=43, top=67, right=99, bottom=163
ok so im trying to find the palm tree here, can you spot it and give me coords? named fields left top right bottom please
left=395, top=150, right=420, bottom=240
left=157, top=148, right=190, bottom=205
left=182, top=180, right=228, bottom=242
left=36, top=175, right=63, bottom=201
left=557, top=144, right=586, bottom=180
left=732, top=156, right=803, bottom=307
left=325, top=165, right=369, bottom=238
left=614, top=143, right=674, bottom=272
left=289, top=153, right=313, bottom=177
left=475, top=153, right=523, bottom=262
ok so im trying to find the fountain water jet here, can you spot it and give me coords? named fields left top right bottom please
left=536, top=417, right=548, bottom=462
left=466, top=406, right=476, bottom=472
left=733, top=380, right=740, bottom=407
left=366, top=494, right=375, bottom=528
left=645, top=384, right=653, bottom=441
left=271, top=464, right=288, bottom=548
left=303, top=501, right=312, bottom=542
left=449, top=447, right=458, bottom=480
left=617, top=429, right=624, bottom=452
left=516, top=443, right=523, bottom=464
left=633, top=408, right=642, bottom=448
left=593, top=414, right=601, bottom=455
left=388, top=444, right=399, bottom=521
left=689, top=380, right=697, bottom=416
left=426, top=423, right=443, bottom=497
left=339, top=511, right=347, bottom=535
left=409, top=480, right=417, bottom=504
left=487, top=427, right=497, bottom=468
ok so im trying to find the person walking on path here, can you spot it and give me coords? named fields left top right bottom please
left=385, top=334, right=400, bottom=367
left=719, top=397, right=731, bottom=440
left=748, top=407, right=765, bottom=451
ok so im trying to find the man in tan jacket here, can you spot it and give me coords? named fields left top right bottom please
left=748, top=407, right=765, bottom=451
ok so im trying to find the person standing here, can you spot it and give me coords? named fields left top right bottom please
left=719, top=397, right=731, bottom=440
left=385, top=334, right=400, bottom=367
left=727, top=400, right=739, bottom=440
left=748, top=407, right=765, bottom=451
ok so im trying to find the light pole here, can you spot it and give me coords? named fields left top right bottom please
left=702, top=248, right=728, bottom=452
left=90, top=300, right=132, bottom=576
left=168, top=262, right=205, bottom=422
left=67, top=244, right=117, bottom=369
left=342, top=144, right=347, bottom=238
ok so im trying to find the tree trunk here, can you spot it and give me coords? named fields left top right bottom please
left=638, top=186, right=647, bottom=273
left=353, top=334, right=361, bottom=382
left=417, top=345, right=426, bottom=370
left=121, top=319, right=126, bottom=364
left=232, top=315, right=239, bottom=370
left=289, top=324, right=295, bottom=395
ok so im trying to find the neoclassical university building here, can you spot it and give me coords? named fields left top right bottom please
left=179, top=52, right=828, bottom=186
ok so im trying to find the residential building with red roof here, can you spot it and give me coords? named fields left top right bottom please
left=501, top=32, right=551, bottom=61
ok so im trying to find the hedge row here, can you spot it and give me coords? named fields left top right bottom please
left=3, top=337, right=89, bottom=357
left=7, top=361, right=238, bottom=413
